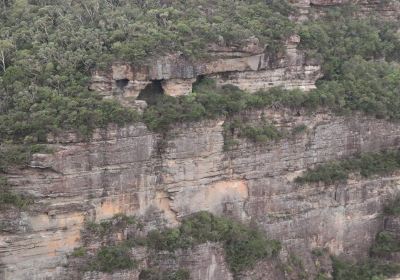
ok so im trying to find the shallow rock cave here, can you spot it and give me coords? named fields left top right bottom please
left=137, top=80, right=165, bottom=105
left=115, top=78, right=130, bottom=90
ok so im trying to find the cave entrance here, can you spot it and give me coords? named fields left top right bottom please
left=192, top=75, right=206, bottom=92
left=137, top=80, right=165, bottom=105
left=116, top=78, right=129, bottom=90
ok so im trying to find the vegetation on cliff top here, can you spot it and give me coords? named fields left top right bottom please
left=1, top=2, right=400, bottom=163
left=0, top=0, right=293, bottom=143
left=144, top=5, right=400, bottom=134
left=295, top=150, right=400, bottom=185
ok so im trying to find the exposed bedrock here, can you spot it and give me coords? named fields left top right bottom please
left=1, top=109, right=400, bottom=279
left=89, top=35, right=322, bottom=105
left=291, top=0, right=400, bottom=21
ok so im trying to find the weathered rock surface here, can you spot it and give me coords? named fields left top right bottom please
left=2, top=109, right=400, bottom=279
left=89, top=36, right=322, bottom=104
left=291, top=0, right=400, bottom=21
left=3, top=1, right=400, bottom=279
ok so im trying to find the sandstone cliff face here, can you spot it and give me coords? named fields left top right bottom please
left=2, top=108, right=400, bottom=279
left=89, top=35, right=322, bottom=106
left=291, top=0, right=400, bottom=21
left=3, top=1, right=400, bottom=279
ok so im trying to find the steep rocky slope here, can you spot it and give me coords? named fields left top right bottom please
left=2, top=108, right=400, bottom=279
left=90, top=35, right=321, bottom=107
left=2, top=1, right=400, bottom=280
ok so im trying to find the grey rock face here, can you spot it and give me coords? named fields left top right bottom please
left=89, top=36, right=322, bottom=103
left=1, top=109, right=400, bottom=279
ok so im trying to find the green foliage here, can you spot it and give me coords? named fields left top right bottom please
left=371, top=231, right=400, bottom=255
left=223, top=117, right=284, bottom=146
left=239, top=123, right=283, bottom=143
left=292, top=124, right=308, bottom=136
left=384, top=196, right=400, bottom=216
left=0, top=175, right=33, bottom=209
left=298, top=6, right=400, bottom=120
left=295, top=150, right=400, bottom=185
left=145, top=59, right=400, bottom=142
left=85, top=213, right=139, bottom=238
left=295, top=162, right=348, bottom=185
left=299, top=7, right=400, bottom=80
left=0, top=143, right=51, bottom=172
left=139, top=269, right=190, bottom=280
left=88, top=244, right=136, bottom=273
left=0, top=0, right=293, bottom=143
left=143, top=81, right=250, bottom=132
left=311, top=248, right=326, bottom=257
left=71, top=247, right=87, bottom=258
left=146, top=211, right=281, bottom=276
left=316, top=273, right=330, bottom=280
left=332, top=258, right=400, bottom=280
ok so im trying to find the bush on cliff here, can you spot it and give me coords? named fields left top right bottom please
left=295, top=150, right=400, bottom=185
left=371, top=231, right=400, bottom=255
left=332, top=258, right=400, bottom=280
left=384, top=196, right=400, bottom=216
left=81, top=212, right=280, bottom=275
left=88, top=244, right=136, bottom=273
left=145, top=211, right=281, bottom=276
left=0, top=176, right=33, bottom=209
left=139, top=269, right=190, bottom=280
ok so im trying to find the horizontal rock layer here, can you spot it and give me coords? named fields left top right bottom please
left=1, top=109, right=400, bottom=279
left=89, top=36, right=322, bottom=104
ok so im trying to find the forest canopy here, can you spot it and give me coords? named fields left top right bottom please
left=0, top=0, right=294, bottom=143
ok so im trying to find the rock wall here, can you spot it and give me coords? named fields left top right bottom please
left=290, top=0, right=400, bottom=21
left=2, top=109, right=400, bottom=279
left=89, top=35, right=322, bottom=106
left=3, top=1, right=400, bottom=279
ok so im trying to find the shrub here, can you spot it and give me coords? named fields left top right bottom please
left=71, top=247, right=87, bottom=258
left=292, top=124, right=308, bottom=136
left=85, top=214, right=139, bottom=238
left=332, top=258, right=400, bottom=280
left=295, top=150, right=400, bottom=185
left=88, top=245, right=136, bottom=273
left=139, top=269, right=190, bottom=280
left=0, top=144, right=52, bottom=172
left=384, top=196, right=400, bottom=216
left=371, top=231, right=400, bottom=255
left=146, top=211, right=281, bottom=276
left=239, top=123, right=284, bottom=143
left=0, top=176, right=33, bottom=209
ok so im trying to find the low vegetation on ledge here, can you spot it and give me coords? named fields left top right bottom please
left=384, top=196, right=400, bottom=216
left=76, top=212, right=280, bottom=278
left=295, top=150, right=400, bottom=185
left=332, top=258, right=400, bottom=280
left=0, top=176, right=33, bottom=209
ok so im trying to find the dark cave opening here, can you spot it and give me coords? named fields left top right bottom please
left=137, top=80, right=165, bottom=105
left=115, top=78, right=130, bottom=90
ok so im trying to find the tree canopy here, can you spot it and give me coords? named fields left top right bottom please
left=0, top=0, right=294, bottom=143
